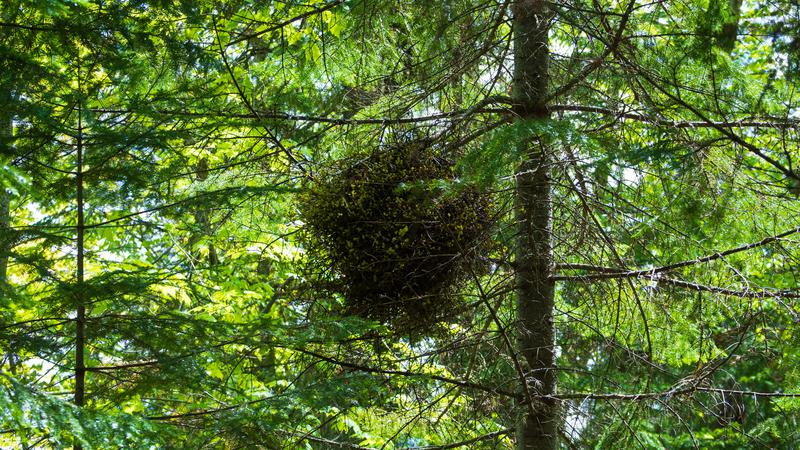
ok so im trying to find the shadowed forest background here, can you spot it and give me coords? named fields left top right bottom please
left=2, top=0, right=800, bottom=448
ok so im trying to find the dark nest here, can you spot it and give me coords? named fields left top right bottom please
left=300, top=137, right=494, bottom=332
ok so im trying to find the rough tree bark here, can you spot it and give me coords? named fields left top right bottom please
left=512, top=1, right=557, bottom=449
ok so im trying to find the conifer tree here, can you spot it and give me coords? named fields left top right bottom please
left=3, top=1, right=800, bottom=449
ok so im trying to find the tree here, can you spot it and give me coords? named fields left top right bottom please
left=3, top=0, right=800, bottom=449
left=512, top=1, right=558, bottom=448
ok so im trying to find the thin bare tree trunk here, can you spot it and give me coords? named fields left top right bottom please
left=74, top=103, right=86, bottom=450
left=2, top=92, right=14, bottom=375
left=0, top=108, right=10, bottom=284
left=513, top=1, right=557, bottom=449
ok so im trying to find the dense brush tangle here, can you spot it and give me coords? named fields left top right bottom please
left=300, top=135, right=493, bottom=332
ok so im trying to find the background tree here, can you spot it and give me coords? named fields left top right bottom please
left=2, top=0, right=800, bottom=449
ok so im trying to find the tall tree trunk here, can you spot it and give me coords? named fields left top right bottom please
left=0, top=105, right=10, bottom=284
left=0, top=194, right=8, bottom=287
left=74, top=103, right=86, bottom=450
left=1, top=92, right=15, bottom=375
left=512, top=1, right=557, bottom=449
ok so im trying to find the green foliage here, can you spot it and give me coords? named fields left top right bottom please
left=697, top=0, right=744, bottom=53
left=2, top=0, right=800, bottom=448
left=0, top=375, right=166, bottom=448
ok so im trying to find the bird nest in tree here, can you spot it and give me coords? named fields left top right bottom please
left=300, top=138, right=494, bottom=331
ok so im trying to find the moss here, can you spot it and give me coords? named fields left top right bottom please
left=300, top=138, right=493, bottom=331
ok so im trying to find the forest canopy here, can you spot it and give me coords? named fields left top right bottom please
left=2, top=0, right=800, bottom=448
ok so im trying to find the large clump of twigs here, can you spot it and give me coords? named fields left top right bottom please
left=300, top=136, right=493, bottom=331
